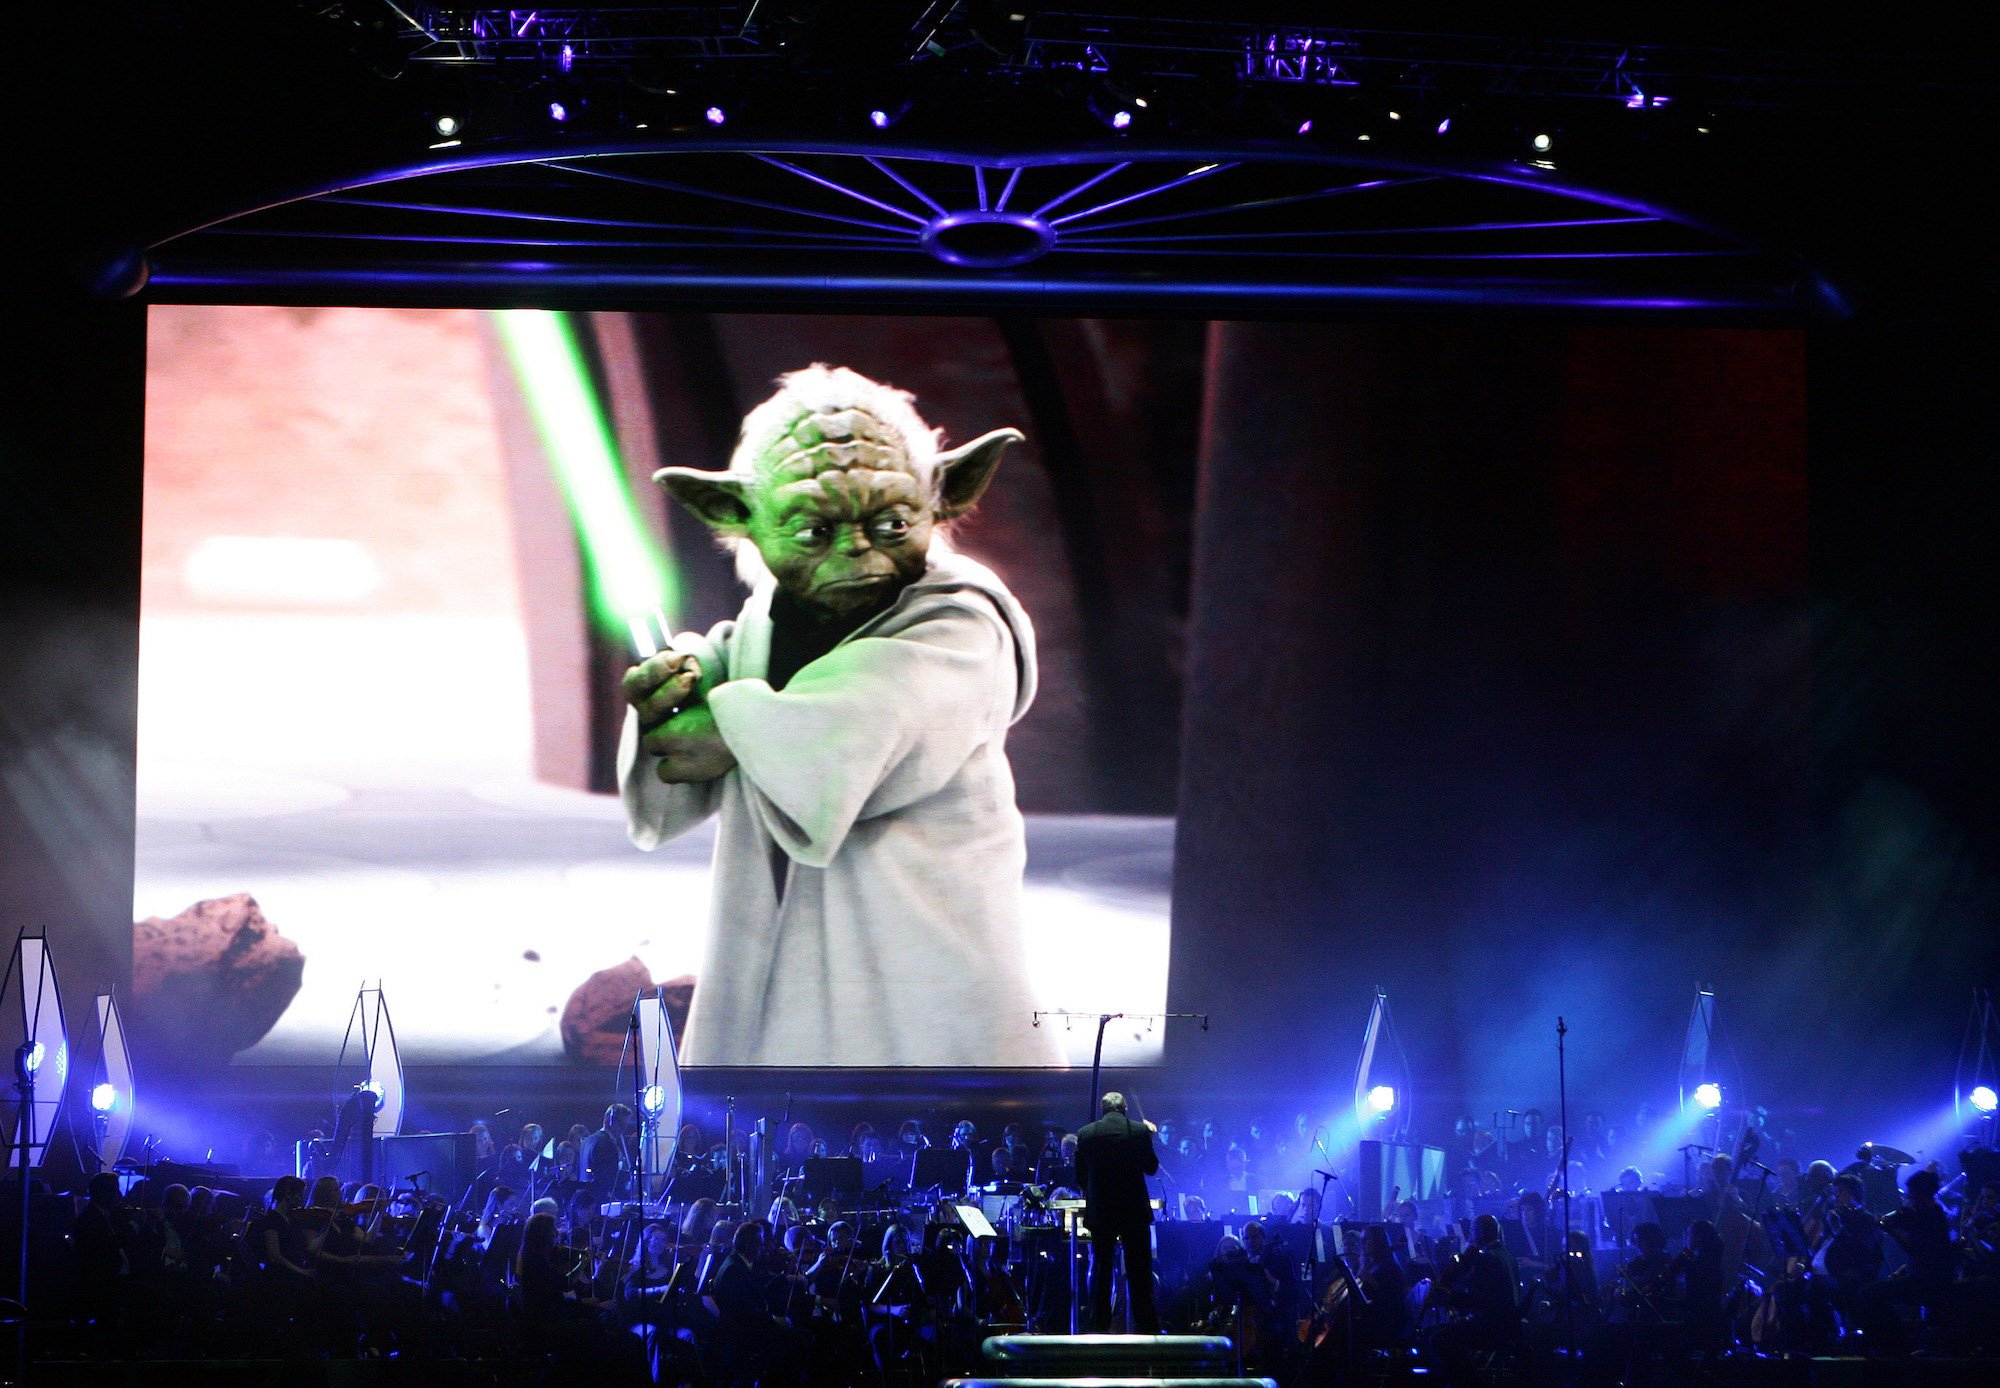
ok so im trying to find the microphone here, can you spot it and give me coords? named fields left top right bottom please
left=1316, top=1169, right=1340, bottom=1181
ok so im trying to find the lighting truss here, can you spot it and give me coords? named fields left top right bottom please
left=362, top=6, right=1988, bottom=114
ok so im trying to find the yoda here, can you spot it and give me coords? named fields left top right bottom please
left=618, top=365, right=1060, bottom=1067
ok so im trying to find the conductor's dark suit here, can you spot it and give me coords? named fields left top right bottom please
left=1074, top=1111, right=1160, bottom=1333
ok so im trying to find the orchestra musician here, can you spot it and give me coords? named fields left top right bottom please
left=624, top=1221, right=677, bottom=1295
left=1853, top=1167, right=1957, bottom=1354
left=582, top=1104, right=638, bottom=1205
left=1618, top=1221, right=1676, bottom=1323
left=1820, top=1174, right=1885, bottom=1292
left=1427, top=1214, right=1521, bottom=1385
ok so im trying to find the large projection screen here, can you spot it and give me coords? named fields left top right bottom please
left=134, top=305, right=1177, bottom=1071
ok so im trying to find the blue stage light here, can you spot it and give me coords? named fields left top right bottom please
left=641, top=1084, right=668, bottom=1117
left=1972, top=1085, right=1998, bottom=1114
left=549, top=102, right=568, bottom=123
left=91, top=1082, right=118, bottom=1114
left=19, top=1041, right=44, bottom=1076
left=1693, top=1082, right=1722, bottom=1110
left=360, top=1079, right=386, bottom=1111
left=705, top=106, right=726, bottom=126
left=1367, top=1084, right=1397, bottom=1114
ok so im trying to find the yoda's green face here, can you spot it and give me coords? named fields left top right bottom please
left=747, top=464, right=938, bottom=617
left=658, top=399, right=1021, bottom=622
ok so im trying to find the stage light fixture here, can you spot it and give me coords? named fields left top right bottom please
left=434, top=115, right=461, bottom=137
left=1388, top=110, right=1402, bottom=121
left=1694, top=1082, right=1722, bottom=1110
left=641, top=1083, right=668, bottom=1117
left=559, top=42, right=574, bottom=74
left=705, top=105, right=726, bottom=125
left=16, top=1039, right=43, bottom=1078
left=869, top=109, right=890, bottom=128
left=550, top=102, right=569, bottom=123
left=1973, top=1085, right=1998, bottom=1114
left=1436, top=118, right=1451, bottom=134
left=1532, top=132, right=1554, bottom=152
left=1297, top=119, right=1313, bottom=134
left=1110, top=110, right=1132, bottom=129
left=94, top=993, right=135, bottom=1168
left=360, top=1078, right=386, bottom=1111
left=1353, top=987, right=1413, bottom=1140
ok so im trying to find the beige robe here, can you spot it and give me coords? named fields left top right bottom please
left=619, top=550, right=1062, bottom=1067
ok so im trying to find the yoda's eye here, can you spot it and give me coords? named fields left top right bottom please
left=872, top=515, right=911, bottom=540
left=797, top=524, right=833, bottom=545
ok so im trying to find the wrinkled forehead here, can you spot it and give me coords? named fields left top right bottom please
left=750, top=405, right=925, bottom=486
left=762, top=466, right=928, bottom=521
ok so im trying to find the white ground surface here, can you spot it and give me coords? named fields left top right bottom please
left=135, top=615, right=1170, bottom=1068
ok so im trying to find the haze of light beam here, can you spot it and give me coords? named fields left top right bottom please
left=491, top=310, right=677, bottom=639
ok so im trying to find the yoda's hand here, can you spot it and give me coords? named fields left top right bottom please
left=623, top=650, right=703, bottom=732
left=642, top=703, right=738, bottom=784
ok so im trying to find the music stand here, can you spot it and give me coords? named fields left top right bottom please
left=800, top=1156, right=863, bottom=1204
left=912, top=1146, right=973, bottom=1195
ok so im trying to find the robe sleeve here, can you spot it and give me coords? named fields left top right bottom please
left=619, top=624, right=733, bottom=851
left=704, top=596, right=1014, bottom=869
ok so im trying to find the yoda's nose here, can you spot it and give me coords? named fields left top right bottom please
left=839, top=524, right=873, bottom=554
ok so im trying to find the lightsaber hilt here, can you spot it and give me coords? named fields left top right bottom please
left=628, top=608, right=673, bottom=659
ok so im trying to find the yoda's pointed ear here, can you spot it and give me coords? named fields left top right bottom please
left=933, top=428, right=1023, bottom=520
left=655, top=468, right=753, bottom=536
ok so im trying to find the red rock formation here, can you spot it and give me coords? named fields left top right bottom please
left=132, top=893, right=304, bottom=1066
left=560, top=959, right=692, bottom=1065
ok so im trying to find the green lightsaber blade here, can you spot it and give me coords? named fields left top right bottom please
left=492, top=310, right=678, bottom=655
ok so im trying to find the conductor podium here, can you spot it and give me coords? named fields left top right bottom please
left=945, top=1334, right=1273, bottom=1387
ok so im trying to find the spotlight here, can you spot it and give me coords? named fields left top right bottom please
left=91, top=1082, right=117, bottom=1114
left=1973, top=1085, right=1998, bottom=1114
left=18, top=1039, right=44, bottom=1076
left=1296, top=119, right=1313, bottom=135
left=641, top=1083, right=668, bottom=1117
left=559, top=42, right=574, bottom=74
left=869, top=109, right=890, bottom=129
left=1693, top=1082, right=1722, bottom=1111
left=549, top=102, right=568, bottom=123
left=1531, top=132, right=1554, bottom=152
left=1367, top=1085, right=1397, bottom=1114
left=1110, top=110, right=1132, bottom=130
left=1436, top=118, right=1451, bottom=135
left=1387, top=110, right=1402, bottom=121
left=434, top=114, right=461, bottom=137
left=705, top=105, right=726, bottom=126
left=359, top=1079, right=386, bottom=1111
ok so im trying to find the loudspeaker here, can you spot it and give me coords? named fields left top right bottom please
left=377, top=1131, right=480, bottom=1200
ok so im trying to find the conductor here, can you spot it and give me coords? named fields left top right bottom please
left=1074, top=1091, right=1161, bottom=1334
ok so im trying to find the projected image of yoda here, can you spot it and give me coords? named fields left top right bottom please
left=620, top=366, right=1064, bottom=1067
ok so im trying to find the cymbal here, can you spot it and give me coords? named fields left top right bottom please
left=1860, top=1142, right=1916, bottom=1166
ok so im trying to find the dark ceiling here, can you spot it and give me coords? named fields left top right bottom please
left=18, top=3, right=1997, bottom=316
